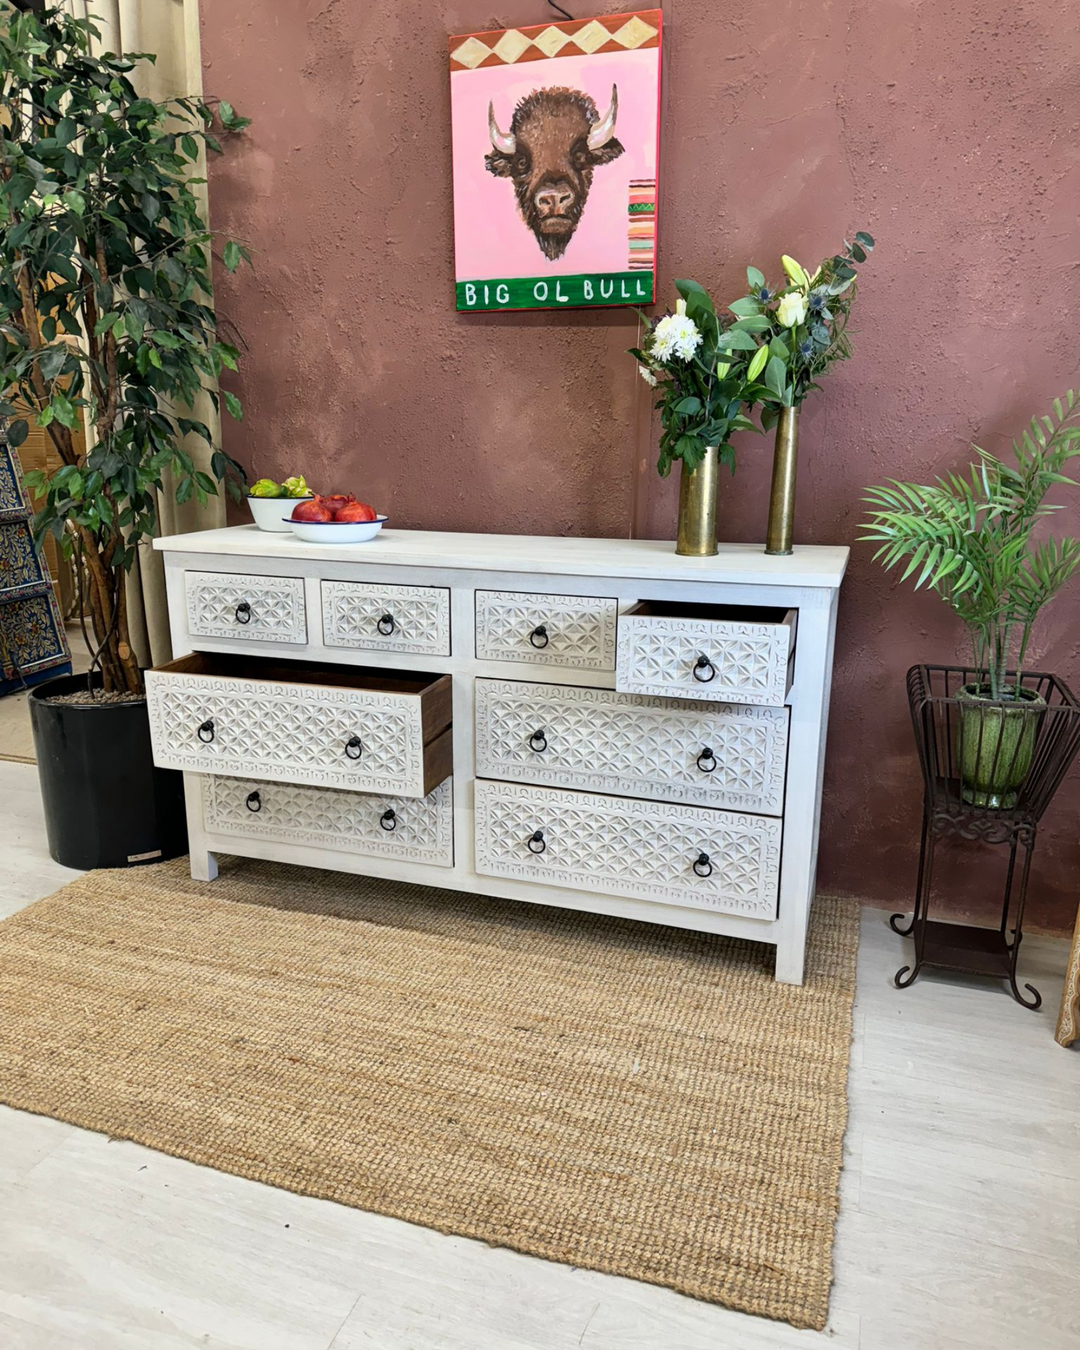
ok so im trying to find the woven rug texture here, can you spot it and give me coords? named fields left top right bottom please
left=0, top=857, right=858, bottom=1329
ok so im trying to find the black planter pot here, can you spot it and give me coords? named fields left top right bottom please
left=28, top=671, right=187, bottom=870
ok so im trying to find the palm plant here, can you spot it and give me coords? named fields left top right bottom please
left=862, top=390, right=1080, bottom=700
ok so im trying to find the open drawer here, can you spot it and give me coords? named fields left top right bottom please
left=615, top=601, right=796, bottom=706
left=146, top=653, right=452, bottom=797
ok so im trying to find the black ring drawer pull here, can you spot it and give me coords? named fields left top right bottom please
left=197, top=718, right=215, bottom=743
left=235, top=601, right=252, bottom=624
left=527, top=829, right=547, bottom=854
left=380, top=807, right=397, bottom=832
left=245, top=791, right=261, bottom=813
left=697, top=746, right=717, bottom=774
left=693, top=851, right=713, bottom=878
left=377, top=613, right=395, bottom=635
left=528, top=729, right=548, bottom=753
left=529, top=623, right=550, bottom=649
left=693, top=654, right=716, bottom=683
left=344, top=735, right=363, bottom=760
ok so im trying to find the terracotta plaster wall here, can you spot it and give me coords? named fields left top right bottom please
left=200, top=1, right=1080, bottom=931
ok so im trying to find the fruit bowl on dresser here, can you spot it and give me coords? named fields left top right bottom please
left=288, top=515, right=388, bottom=544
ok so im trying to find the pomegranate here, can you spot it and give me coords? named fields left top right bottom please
left=320, top=494, right=356, bottom=515
left=333, top=500, right=378, bottom=523
left=291, top=497, right=333, bottom=522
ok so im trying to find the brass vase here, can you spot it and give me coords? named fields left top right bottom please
left=765, top=405, right=799, bottom=556
left=676, top=445, right=719, bottom=557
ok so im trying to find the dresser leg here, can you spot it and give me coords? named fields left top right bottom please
left=774, top=934, right=806, bottom=985
left=190, top=850, right=218, bottom=883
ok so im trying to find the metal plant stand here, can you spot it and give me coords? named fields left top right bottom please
left=893, top=665, right=1080, bottom=1008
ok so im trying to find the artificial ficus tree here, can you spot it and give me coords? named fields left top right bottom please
left=0, top=2, right=250, bottom=693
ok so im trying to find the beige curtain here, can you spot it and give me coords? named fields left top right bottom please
left=69, top=0, right=225, bottom=666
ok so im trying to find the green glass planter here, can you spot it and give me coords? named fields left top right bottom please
left=957, top=683, right=1044, bottom=809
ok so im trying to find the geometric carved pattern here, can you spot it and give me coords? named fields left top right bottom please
left=204, top=776, right=454, bottom=868
left=321, top=581, right=450, bottom=656
left=474, top=781, right=780, bottom=919
left=145, top=669, right=429, bottom=796
left=475, top=590, right=617, bottom=669
left=185, top=571, right=307, bottom=645
left=475, top=679, right=788, bottom=815
left=616, top=609, right=796, bottom=706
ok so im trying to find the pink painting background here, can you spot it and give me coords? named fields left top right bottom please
left=450, top=46, right=660, bottom=282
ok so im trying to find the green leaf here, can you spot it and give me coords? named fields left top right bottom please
left=54, top=117, right=78, bottom=146
left=49, top=393, right=77, bottom=429
left=218, top=100, right=252, bottom=131
left=222, top=240, right=243, bottom=273
left=728, top=297, right=762, bottom=317
left=854, top=231, right=875, bottom=250
left=674, top=396, right=702, bottom=415
left=38, top=345, right=69, bottom=381
left=5, top=174, right=35, bottom=211
left=730, top=315, right=773, bottom=333
left=746, top=266, right=765, bottom=291
left=223, top=391, right=243, bottom=422
left=62, top=189, right=86, bottom=216
left=716, top=329, right=758, bottom=351
left=764, top=356, right=787, bottom=399
left=6, top=419, right=29, bottom=449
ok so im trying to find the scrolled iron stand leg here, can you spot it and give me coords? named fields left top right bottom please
left=1004, top=825, right=1041, bottom=1010
left=890, top=805, right=929, bottom=938
left=894, top=810, right=933, bottom=988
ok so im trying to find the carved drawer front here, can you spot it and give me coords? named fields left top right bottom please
left=184, top=571, right=307, bottom=645
left=146, top=653, right=452, bottom=798
left=475, top=679, right=788, bottom=815
left=616, top=601, right=797, bottom=707
left=475, top=781, right=781, bottom=920
left=203, top=776, right=454, bottom=868
left=475, top=590, right=617, bottom=669
left=321, top=581, right=450, bottom=656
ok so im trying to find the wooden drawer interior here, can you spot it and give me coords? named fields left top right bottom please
left=147, top=653, right=452, bottom=796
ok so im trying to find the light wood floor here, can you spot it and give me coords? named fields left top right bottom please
left=0, top=759, right=1076, bottom=1350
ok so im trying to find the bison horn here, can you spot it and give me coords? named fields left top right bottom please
left=587, top=84, right=618, bottom=150
left=488, top=102, right=516, bottom=155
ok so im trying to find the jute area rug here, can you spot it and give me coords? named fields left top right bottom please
left=0, top=857, right=858, bottom=1330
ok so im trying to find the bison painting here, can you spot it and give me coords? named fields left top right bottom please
left=484, top=85, right=624, bottom=261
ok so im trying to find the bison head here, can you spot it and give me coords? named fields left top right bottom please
left=484, top=85, right=624, bottom=261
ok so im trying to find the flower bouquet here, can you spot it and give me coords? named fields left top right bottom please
left=725, top=233, right=875, bottom=552
left=631, top=280, right=758, bottom=555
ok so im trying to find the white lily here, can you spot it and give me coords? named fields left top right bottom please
left=781, top=255, right=810, bottom=292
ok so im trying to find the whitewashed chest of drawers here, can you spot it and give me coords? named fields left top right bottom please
left=152, top=527, right=849, bottom=984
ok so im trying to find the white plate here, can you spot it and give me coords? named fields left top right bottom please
left=247, top=495, right=312, bottom=532
left=288, top=515, right=388, bottom=544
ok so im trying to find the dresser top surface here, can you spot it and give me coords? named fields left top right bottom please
left=155, top=526, right=850, bottom=588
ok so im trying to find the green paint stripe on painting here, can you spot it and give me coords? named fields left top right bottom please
left=456, top=272, right=654, bottom=311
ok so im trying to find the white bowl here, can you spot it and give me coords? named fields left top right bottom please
left=247, top=494, right=312, bottom=532
left=288, top=515, right=388, bottom=544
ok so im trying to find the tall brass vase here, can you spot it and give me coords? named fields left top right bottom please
left=765, top=405, right=799, bottom=556
left=676, top=445, right=719, bottom=557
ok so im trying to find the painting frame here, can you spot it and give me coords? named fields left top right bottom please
left=448, top=10, right=662, bottom=313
